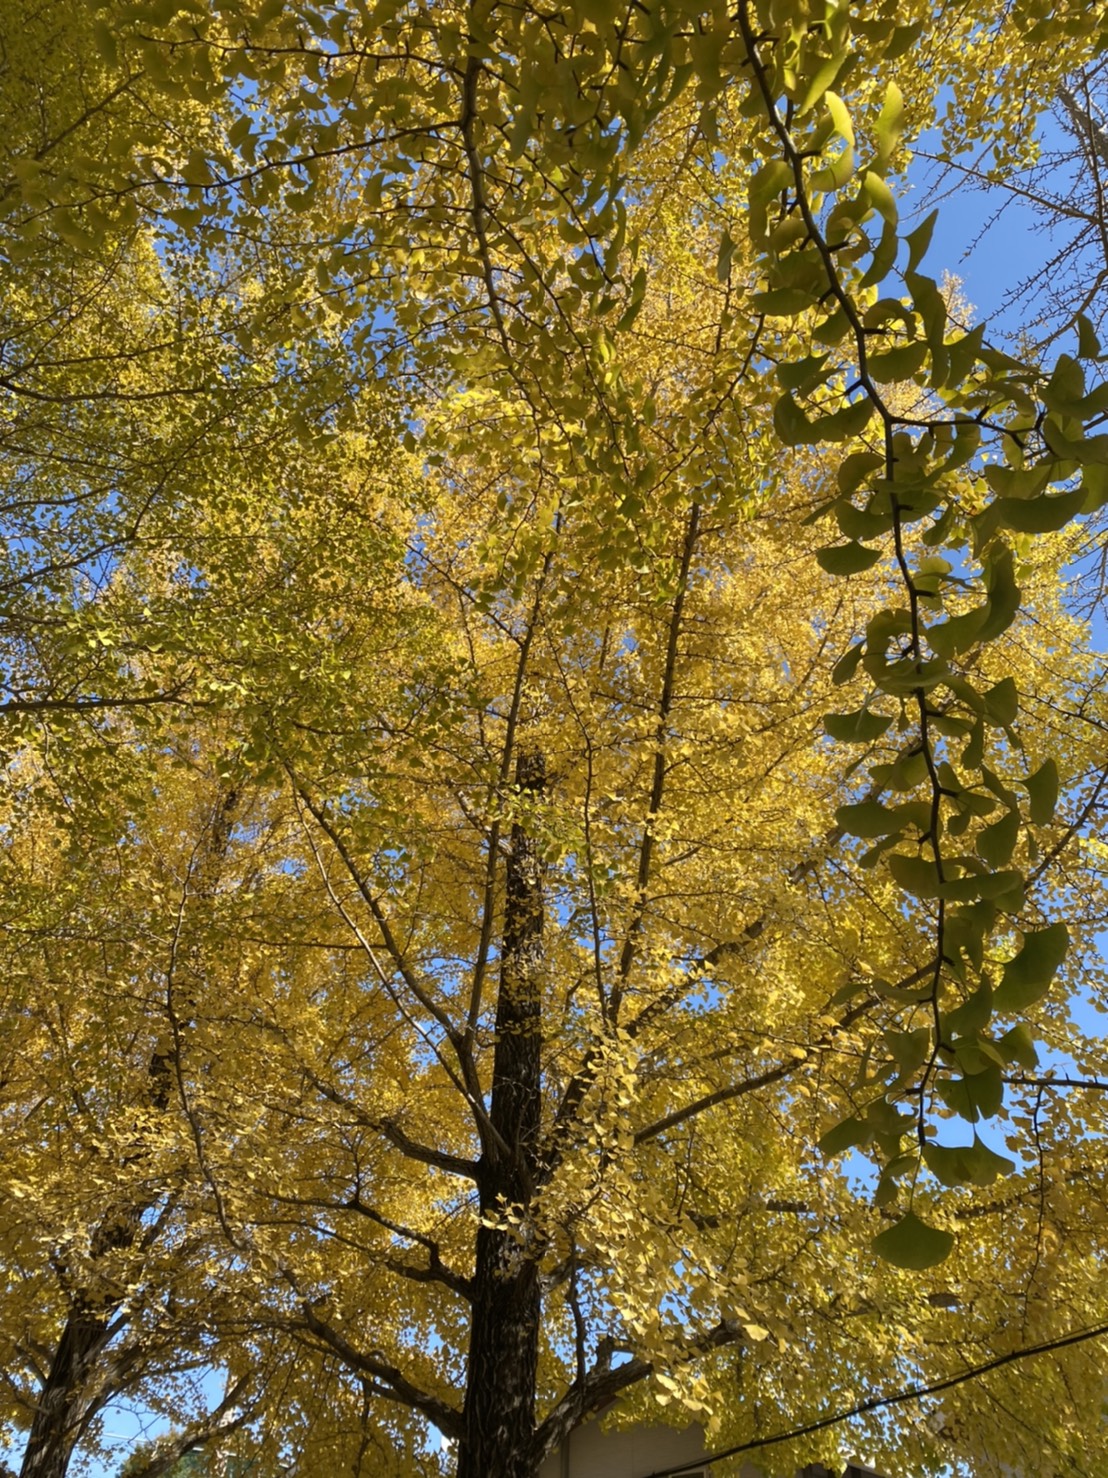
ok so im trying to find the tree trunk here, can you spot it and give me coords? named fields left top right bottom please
left=458, top=750, right=545, bottom=1478
left=19, top=1208, right=140, bottom=1478
left=19, top=1308, right=107, bottom=1478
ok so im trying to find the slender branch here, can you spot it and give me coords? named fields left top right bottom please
left=1005, top=1075, right=1108, bottom=1092
left=112, top=1375, right=254, bottom=1478
left=633, top=989, right=881, bottom=1144
left=344, top=1196, right=473, bottom=1301
left=611, top=502, right=701, bottom=1022
left=288, top=773, right=505, bottom=1157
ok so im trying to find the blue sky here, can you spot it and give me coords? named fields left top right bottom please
left=904, top=106, right=1068, bottom=334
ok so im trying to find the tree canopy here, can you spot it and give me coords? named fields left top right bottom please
left=3, top=2, right=1108, bottom=1476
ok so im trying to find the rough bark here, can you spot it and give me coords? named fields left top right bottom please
left=458, top=749, right=545, bottom=1478
left=20, top=1315, right=107, bottom=1478
left=19, top=1211, right=141, bottom=1478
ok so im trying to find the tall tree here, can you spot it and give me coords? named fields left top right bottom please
left=4, top=1, right=1108, bottom=1476
left=0, top=78, right=411, bottom=1458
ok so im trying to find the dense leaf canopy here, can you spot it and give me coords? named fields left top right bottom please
left=3, top=2, right=1108, bottom=1476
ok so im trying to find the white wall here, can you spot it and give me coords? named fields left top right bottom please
left=537, top=1421, right=765, bottom=1478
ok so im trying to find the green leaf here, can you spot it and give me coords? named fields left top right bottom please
left=924, top=1135, right=1014, bottom=1187
left=967, top=868, right=1025, bottom=901
left=873, top=80, right=904, bottom=164
left=861, top=169, right=897, bottom=225
left=777, top=353, right=831, bottom=391
left=927, top=605, right=987, bottom=658
left=859, top=221, right=899, bottom=288
left=831, top=642, right=865, bottom=685
left=773, top=392, right=814, bottom=446
left=945, top=901, right=997, bottom=972
left=885, top=20, right=925, bottom=58
left=819, top=1114, right=873, bottom=1157
left=950, top=689, right=985, bottom=733
left=879, top=748, right=928, bottom=792
left=867, top=607, right=913, bottom=649
left=936, top=1064, right=1003, bottom=1122
left=867, top=340, right=927, bottom=383
left=929, top=713, right=974, bottom=740
left=836, top=800, right=908, bottom=838
left=981, top=765, right=1019, bottom=809
left=953, top=1035, right=1007, bottom=1075
left=905, top=271, right=949, bottom=386
left=815, top=90, right=856, bottom=168
left=750, top=159, right=794, bottom=206
left=992, top=488, right=1086, bottom=534
left=1042, top=353, right=1086, bottom=415
left=872, top=1210, right=954, bottom=1269
left=817, top=541, right=883, bottom=575
left=998, top=1023, right=1039, bottom=1069
left=874, top=1162, right=904, bottom=1207
left=1025, top=758, right=1059, bottom=826
left=888, top=852, right=940, bottom=897
left=994, top=922, right=1070, bottom=1013
left=92, top=19, right=119, bottom=63
left=1076, top=312, right=1103, bottom=360
left=982, top=677, right=1018, bottom=726
left=814, top=305, right=851, bottom=345
left=976, top=809, right=1019, bottom=868
left=872, top=977, right=933, bottom=1004
left=921, top=1140, right=970, bottom=1186
left=824, top=708, right=893, bottom=743
left=905, top=210, right=938, bottom=274
left=752, top=287, right=817, bottom=317
left=815, top=397, right=875, bottom=441
left=811, top=146, right=856, bottom=194
left=946, top=323, right=986, bottom=386
left=717, top=229, right=737, bottom=281
left=867, top=653, right=946, bottom=696
left=977, top=546, right=1020, bottom=643
left=944, top=978, right=993, bottom=1036
left=963, top=717, right=985, bottom=771
left=869, top=1097, right=915, bottom=1138
left=796, top=51, right=850, bottom=117
left=936, top=868, right=1023, bottom=904
left=885, top=1026, right=931, bottom=1076
left=837, top=450, right=885, bottom=493
left=922, top=503, right=959, bottom=547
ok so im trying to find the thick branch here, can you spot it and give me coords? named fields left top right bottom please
left=344, top=1196, right=473, bottom=1302
left=295, top=1303, right=463, bottom=1438
left=298, top=1066, right=479, bottom=1180
left=649, top=1316, right=1108, bottom=1476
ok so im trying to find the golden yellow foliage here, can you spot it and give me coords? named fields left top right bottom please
left=3, top=3, right=1108, bottom=1477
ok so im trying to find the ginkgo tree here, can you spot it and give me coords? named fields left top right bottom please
left=5, top=0, right=1108, bottom=1476
left=0, top=22, right=412, bottom=1466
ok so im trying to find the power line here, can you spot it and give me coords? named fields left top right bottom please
left=646, top=1318, right=1108, bottom=1476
